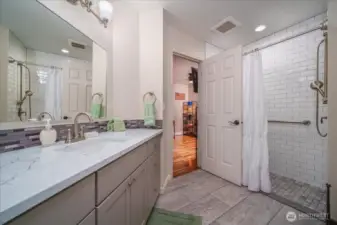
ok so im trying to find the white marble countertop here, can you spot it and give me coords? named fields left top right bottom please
left=0, top=129, right=162, bottom=224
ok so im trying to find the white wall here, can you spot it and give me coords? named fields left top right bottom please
left=0, top=25, right=9, bottom=122
left=92, top=42, right=107, bottom=115
left=205, top=42, right=223, bottom=59
left=111, top=1, right=140, bottom=119
left=188, top=84, right=198, bottom=102
left=173, top=84, right=188, bottom=135
left=328, top=1, right=337, bottom=221
left=245, top=13, right=327, bottom=188
left=173, top=55, right=198, bottom=85
left=139, top=9, right=164, bottom=119
left=7, top=32, right=27, bottom=121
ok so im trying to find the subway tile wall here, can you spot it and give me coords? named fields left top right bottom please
left=0, top=120, right=162, bottom=153
left=244, top=13, right=328, bottom=188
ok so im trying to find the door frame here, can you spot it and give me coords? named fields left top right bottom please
left=172, top=52, right=202, bottom=171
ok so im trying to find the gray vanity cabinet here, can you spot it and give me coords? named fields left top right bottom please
left=5, top=134, right=162, bottom=225
left=96, top=137, right=161, bottom=225
left=129, top=163, right=148, bottom=225
left=78, top=210, right=96, bottom=225
left=96, top=178, right=130, bottom=225
left=7, top=174, right=95, bottom=225
left=147, top=150, right=160, bottom=212
left=97, top=163, right=148, bottom=225
left=96, top=144, right=148, bottom=205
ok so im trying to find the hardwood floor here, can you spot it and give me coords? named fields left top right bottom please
left=173, top=135, right=197, bottom=177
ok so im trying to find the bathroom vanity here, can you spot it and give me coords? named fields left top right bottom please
left=0, top=129, right=162, bottom=225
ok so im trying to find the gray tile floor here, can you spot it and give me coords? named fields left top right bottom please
left=270, top=173, right=327, bottom=213
left=156, top=170, right=325, bottom=225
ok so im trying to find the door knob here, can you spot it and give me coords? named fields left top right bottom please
left=228, top=120, right=240, bottom=126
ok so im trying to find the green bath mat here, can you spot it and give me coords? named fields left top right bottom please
left=147, top=208, right=202, bottom=225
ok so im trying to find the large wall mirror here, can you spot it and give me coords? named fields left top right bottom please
left=0, top=0, right=107, bottom=124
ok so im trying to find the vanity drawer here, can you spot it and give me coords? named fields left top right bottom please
left=96, top=143, right=148, bottom=204
left=7, top=174, right=95, bottom=225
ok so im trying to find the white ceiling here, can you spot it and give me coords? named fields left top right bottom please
left=0, top=0, right=93, bottom=61
left=159, top=0, right=328, bottom=50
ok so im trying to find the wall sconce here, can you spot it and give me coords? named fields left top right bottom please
left=67, top=0, right=113, bottom=28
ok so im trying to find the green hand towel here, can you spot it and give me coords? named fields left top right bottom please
left=107, top=117, right=126, bottom=132
left=144, top=103, right=156, bottom=127
left=91, top=103, right=102, bottom=119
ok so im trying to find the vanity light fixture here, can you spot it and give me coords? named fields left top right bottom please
left=67, top=0, right=113, bottom=28
left=255, top=25, right=266, bottom=32
left=61, top=49, right=69, bottom=54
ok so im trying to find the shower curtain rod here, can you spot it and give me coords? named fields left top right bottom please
left=242, top=26, right=322, bottom=56
left=9, top=58, right=63, bottom=70
left=24, top=62, right=63, bottom=70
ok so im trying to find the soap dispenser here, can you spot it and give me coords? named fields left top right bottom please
left=39, top=119, right=57, bottom=146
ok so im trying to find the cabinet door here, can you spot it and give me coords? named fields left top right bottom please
left=153, top=149, right=161, bottom=199
left=7, top=174, right=95, bottom=225
left=97, top=178, right=130, bottom=225
left=96, top=144, right=148, bottom=204
left=130, top=164, right=147, bottom=225
left=147, top=155, right=156, bottom=211
left=78, top=210, right=95, bottom=225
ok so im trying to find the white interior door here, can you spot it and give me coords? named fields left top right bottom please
left=62, top=61, right=92, bottom=119
left=200, top=46, right=242, bottom=185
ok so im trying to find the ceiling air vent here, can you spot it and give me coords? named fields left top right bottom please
left=212, top=16, right=241, bottom=35
left=68, top=39, right=87, bottom=50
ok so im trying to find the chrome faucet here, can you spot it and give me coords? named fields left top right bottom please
left=73, top=112, right=93, bottom=142
left=37, top=112, right=54, bottom=121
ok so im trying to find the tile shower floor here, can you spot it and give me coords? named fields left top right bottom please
left=156, top=170, right=324, bottom=225
left=269, top=173, right=327, bottom=213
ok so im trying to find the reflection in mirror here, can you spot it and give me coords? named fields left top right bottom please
left=0, top=0, right=105, bottom=124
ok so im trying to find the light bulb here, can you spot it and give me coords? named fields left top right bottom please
left=99, top=0, right=113, bottom=22
left=61, top=49, right=69, bottom=54
left=255, top=25, right=266, bottom=32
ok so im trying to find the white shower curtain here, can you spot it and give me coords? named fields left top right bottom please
left=45, top=69, right=62, bottom=120
left=243, top=52, right=271, bottom=193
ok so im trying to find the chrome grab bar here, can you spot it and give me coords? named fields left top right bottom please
left=268, top=120, right=311, bottom=126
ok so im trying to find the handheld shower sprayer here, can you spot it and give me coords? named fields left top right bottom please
left=9, top=57, right=33, bottom=120
left=17, top=90, right=34, bottom=105
left=310, top=21, right=328, bottom=137
left=310, top=80, right=324, bottom=97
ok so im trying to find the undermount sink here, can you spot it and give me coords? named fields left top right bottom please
left=96, top=132, right=130, bottom=142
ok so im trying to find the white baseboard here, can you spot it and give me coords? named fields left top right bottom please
left=160, top=174, right=172, bottom=194
left=174, top=132, right=183, bottom=136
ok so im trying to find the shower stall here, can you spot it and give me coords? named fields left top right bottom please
left=7, top=57, right=63, bottom=122
left=8, top=57, right=33, bottom=121
left=243, top=14, right=329, bottom=216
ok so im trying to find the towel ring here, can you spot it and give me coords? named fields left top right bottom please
left=92, top=92, right=103, bottom=104
left=143, top=92, right=157, bottom=104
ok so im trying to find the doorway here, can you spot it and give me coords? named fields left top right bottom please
left=172, top=54, right=199, bottom=177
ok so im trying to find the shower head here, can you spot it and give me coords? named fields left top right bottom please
left=311, top=80, right=323, bottom=89
left=8, top=57, right=16, bottom=64
left=310, top=81, right=325, bottom=97
left=17, top=90, right=33, bottom=106
left=25, top=90, right=33, bottom=97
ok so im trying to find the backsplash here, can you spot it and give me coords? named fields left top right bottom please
left=0, top=120, right=162, bottom=153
